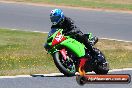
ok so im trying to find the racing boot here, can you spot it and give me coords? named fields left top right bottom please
left=84, top=33, right=98, bottom=46
left=89, top=36, right=98, bottom=46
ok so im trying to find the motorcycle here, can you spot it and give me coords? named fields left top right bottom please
left=44, top=28, right=109, bottom=76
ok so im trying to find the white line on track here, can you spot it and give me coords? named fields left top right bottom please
left=101, top=38, right=132, bottom=43
left=0, top=75, right=32, bottom=79
left=0, top=68, right=132, bottom=79
left=109, top=68, right=132, bottom=72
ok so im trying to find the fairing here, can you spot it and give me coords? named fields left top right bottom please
left=46, top=29, right=85, bottom=57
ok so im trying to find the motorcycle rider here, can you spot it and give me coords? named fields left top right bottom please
left=48, top=9, right=99, bottom=75
left=49, top=9, right=98, bottom=58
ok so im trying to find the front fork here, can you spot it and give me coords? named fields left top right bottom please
left=60, top=48, right=89, bottom=76
left=59, top=48, right=67, bottom=61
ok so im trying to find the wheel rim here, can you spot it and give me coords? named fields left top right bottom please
left=59, top=53, right=76, bottom=73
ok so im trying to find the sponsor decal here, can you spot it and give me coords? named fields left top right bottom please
left=76, top=74, right=131, bottom=85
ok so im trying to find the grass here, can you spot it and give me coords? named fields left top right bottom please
left=0, top=28, right=132, bottom=76
left=0, top=29, right=59, bottom=76
left=4, top=0, right=132, bottom=10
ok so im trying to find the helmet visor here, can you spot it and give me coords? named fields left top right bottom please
left=50, top=15, right=61, bottom=23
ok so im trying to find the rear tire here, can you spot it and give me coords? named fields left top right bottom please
left=53, top=51, right=76, bottom=76
left=94, top=62, right=109, bottom=74
left=93, top=48, right=109, bottom=74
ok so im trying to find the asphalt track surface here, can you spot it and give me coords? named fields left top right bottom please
left=0, top=70, right=131, bottom=88
left=0, top=2, right=132, bottom=41
left=0, top=2, right=132, bottom=88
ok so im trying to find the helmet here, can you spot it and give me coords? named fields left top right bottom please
left=50, top=9, right=64, bottom=25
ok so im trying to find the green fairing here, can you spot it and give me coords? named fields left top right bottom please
left=60, top=38, right=85, bottom=57
left=47, top=29, right=85, bottom=57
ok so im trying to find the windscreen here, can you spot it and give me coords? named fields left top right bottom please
left=48, top=28, right=58, bottom=37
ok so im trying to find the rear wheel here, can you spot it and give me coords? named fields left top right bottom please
left=93, top=48, right=109, bottom=74
left=94, top=62, right=109, bottom=74
left=53, top=51, right=76, bottom=76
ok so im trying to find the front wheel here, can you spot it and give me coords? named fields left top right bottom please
left=53, top=51, right=76, bottom=76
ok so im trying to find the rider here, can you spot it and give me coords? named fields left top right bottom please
left=49, top=9, right=98, bottom=58
left=48, top=9, right=100, bottom=75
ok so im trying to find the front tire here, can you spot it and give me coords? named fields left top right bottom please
left=53, top=51, right=76, bottom=76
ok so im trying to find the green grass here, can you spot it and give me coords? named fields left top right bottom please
left=0, top=29, right=59, bottom=76
left=6, top=0, right=132, bottom=10
left=0, top=28, right=132, bottom=76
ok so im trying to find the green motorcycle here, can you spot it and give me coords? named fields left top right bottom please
left=44, top=28, right=109, bottom=76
